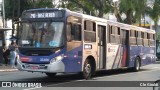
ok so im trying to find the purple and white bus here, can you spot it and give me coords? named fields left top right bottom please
left=17, top=8, right=156, bottom=79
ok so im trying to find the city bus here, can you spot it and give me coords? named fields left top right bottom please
left=17, top=8, right=156, bottom=79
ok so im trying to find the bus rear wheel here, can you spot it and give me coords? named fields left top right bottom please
left=133, top=57, right=140, bottom=71
left=45, top=73, right=56, bottom=77
left=83, top=60, right=92, bottom=80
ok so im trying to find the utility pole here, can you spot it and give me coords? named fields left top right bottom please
left=33, top=0, right=35, bottom=8
left=16, top=0, right=20, bottom=44
left=2, top=0, right=5, bottom=28
left=12, top=0, right=15, bottom=38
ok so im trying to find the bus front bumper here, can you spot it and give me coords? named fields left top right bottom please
left=17, top=60, right=65, bottom=73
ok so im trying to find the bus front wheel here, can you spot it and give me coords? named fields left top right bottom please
left=83, top=60, right=92, bottom=80
left=45, top=73, right=56, bottom=77
left=133, top=57, right=140, bottom=71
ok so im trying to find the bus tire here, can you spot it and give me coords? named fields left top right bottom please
left=45, top=73, right=56, bottom=77
left=83, top=59, right=92, bottom=80
left=133, top=57, right=140, bottom=71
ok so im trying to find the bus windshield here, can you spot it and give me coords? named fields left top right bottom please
left=19, top=21, right=64, bottom=48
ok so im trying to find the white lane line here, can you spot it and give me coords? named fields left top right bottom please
left=152, top=67, right=159, bottom=69
left=0, top=69, right=17, bottom=72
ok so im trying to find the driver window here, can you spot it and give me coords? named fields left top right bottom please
left=67, top=16, right=82, bottom=42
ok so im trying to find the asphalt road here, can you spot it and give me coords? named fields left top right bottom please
left=0, top=63, right=160, bottom=90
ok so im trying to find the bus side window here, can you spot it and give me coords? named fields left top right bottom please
left=147, top=33, right=150, bottom=46
left=137, top=31, right=143, bottom=46
left=149, top=34, right=154, bottom=46
left=110, top=26, right=121, bottom=44
left=141, top=32, right=144, bottom=45
left=143, top=32, right=149, bottom=46
left=84, top=20, right=96, bottom=42
left=129, top=30, right=136, bottom=45
left=117, top=27, right=121, bottom=44
left=110, top=26, right=117, bottom=43
left=107, top=25, right=110, bottom=43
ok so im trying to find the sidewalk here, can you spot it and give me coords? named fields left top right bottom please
left=0, top=64, right=18, bottom=72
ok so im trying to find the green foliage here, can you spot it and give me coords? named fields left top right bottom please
left=134, top=0, right=147, bottom=24
left=3, top=0, right=160, bottom=27
left=4, top=0, right=54, bottom=20
left=118, top=0, right=147, bottom=24
left=146, top=0, right=160, bottom=31
left=59, top=0, right=112, bottom=18
left=4, top=0, right=14, bottom=19
left=34, top=0, right=54, bottom=8
left=119, top=0, right=135, bottom=14
left=157, top=32, right=160, bottom=40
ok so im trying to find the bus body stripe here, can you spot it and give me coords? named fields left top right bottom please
left=111, top=45, right=120, bottom=69
left=121, top=47, right=127, bottom=67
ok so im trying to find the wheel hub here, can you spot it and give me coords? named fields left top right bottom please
left=85, top=64, right=91, bottom=74
left=136, top=61, right=139, bottom=70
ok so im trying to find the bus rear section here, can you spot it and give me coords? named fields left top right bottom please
left=106, top=22, right=156, bottom=72
left=128, top=28, right=156, bottom=69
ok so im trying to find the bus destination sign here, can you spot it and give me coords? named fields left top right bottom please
left=22, top=10, right=63, bottom=19
left=30, top=13, right=55, bottom=18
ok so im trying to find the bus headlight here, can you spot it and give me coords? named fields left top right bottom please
left=50, top=54, right=64, bottom=64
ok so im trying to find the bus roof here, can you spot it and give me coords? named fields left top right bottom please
left=23, top=8, right=155, bottom=34
left=24, top=8, right=65, bottom=12
left=107, top=20, right=155, bottom=33
left=66, top=9, right=155, bottom=33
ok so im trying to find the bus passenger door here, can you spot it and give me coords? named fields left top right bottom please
left=98, top=25, right=106, bottom=69
left=121, top=29, right=129, bottom=67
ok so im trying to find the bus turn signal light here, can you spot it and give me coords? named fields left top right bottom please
left=20, top=57, right=30, bottom=62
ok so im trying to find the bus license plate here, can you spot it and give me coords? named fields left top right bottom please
left=31, top=65, right=39, bottom=69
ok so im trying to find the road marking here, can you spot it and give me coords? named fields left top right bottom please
left=0, top=69, right=17, bottom=72
left=153, top=67, right=159, bottom=69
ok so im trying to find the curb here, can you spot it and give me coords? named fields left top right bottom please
left=156, top=61, right=160, bottom=64
left=0, top=69, right=18, bottom=72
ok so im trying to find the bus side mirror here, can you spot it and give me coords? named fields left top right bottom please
left=71, top=24, right=75, bottom=35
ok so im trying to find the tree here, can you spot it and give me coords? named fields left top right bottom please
left=5, top=0, right=31, bottom=20
left=59, top=0, right=112, bottom=18
left=33, top=0, right=54, bottom=8
left=133, top=0, right=147, bottom=26
left=114, top=0, right=147, bottom=24
left=146, top=0, right=160, bottom=31
left=5, top=0, right=54, bottom=20
left=4, top=0, right=54, bottom=37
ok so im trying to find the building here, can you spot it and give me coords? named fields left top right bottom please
left=0, top=0, right=12, bottom=47
left=0, top=0, right=3, bottom=28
